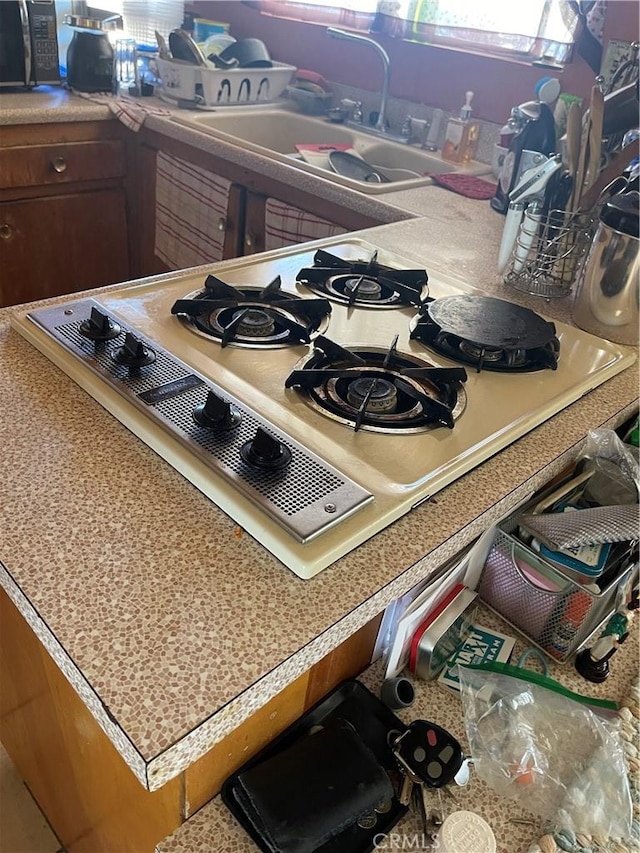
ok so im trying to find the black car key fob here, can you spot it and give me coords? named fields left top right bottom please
left=392, top=720, right=463, bottom=788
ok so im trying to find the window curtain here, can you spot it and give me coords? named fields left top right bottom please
left=371, top=1, right=582, bottom=64
left=569, top=0, right=606, bottom=72
left=256, top=0, right=587, bottom=65
left=255, top=0, right=376, bottom=30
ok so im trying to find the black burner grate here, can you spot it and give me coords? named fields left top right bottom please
left=286, top=335, right=467, bottom=433
left=171, top=274, right=331, bottom=348
left=296, top=249, right=428, bottom=309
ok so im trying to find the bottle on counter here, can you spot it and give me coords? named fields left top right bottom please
left=442, top=90, right=480, bottom=165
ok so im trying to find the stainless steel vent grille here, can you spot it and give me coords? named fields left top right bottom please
left=57, top=323, right=186, bottom=392
left=157, top=386, right=343, bottom=517
left=27, top=299, right=372, bottom=543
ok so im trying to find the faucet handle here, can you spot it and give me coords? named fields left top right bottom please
left=401, top=114, right=413, bottom=137
left=403, top=116, right=430, bottom=145
left=339, top=98, right=363, bottom=124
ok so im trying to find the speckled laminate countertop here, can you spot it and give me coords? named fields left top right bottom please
left=156, top=607, right=640, bottom=853
left=0, top=90, right=638, bottom=798
left=0, top=85, right=111, bottom=123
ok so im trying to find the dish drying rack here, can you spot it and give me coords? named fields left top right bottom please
left=156, top=58, right=296, bottom=107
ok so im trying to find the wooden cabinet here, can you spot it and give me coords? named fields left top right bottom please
left=0, top=584, right=381, bottom=852
left=134, top=129, right=383, bottom=276
left=0, top=122, right=131, bottom=308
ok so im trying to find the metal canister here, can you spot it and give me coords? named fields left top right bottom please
left=408, top=586, right=478, bottom=680
left=572, top=192, right=639, bottom=345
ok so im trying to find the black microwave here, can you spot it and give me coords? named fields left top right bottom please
left=0, top=0, right=60, bottom=87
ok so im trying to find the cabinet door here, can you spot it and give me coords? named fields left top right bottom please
left=0, top=190, right=130, bottom=307
left=153, top=150, right=244, bottom=270
left=136, top=143, right=172, bottom=278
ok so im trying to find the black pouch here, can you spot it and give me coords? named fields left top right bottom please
left=233, top=717, right=394, bottom=853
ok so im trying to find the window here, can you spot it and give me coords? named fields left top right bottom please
left=259, top=0, right=580, bottom=63
left=57, top=0, right=184, bottom=75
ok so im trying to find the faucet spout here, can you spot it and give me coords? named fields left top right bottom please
left=326, top=27, right=390, bottom=133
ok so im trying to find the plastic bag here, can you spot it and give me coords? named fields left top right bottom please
left=458, top=662, right=632, bottom=839
left=582, top=428, right=639, bottom=506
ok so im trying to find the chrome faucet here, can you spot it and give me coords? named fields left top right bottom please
left=326, top=27, right=407, bottom=142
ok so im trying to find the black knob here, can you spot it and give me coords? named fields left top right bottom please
left=78, top=306, right=121, bottom=341
left=193, top=390, right=241, bottom=431
left=240, top=427, right=291, bottom=471
left=112, top=332, right=156, bottom=368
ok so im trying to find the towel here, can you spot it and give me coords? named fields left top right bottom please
left=264, top=197, right=346, bottom=251
left=155, top=151, right=232, bottom=269
left=429, top=173, right=497, bottom=199
left=75, top=90, right=172, bottom=132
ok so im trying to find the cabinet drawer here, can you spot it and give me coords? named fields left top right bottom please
left=0, top=140, right=126, bottom=189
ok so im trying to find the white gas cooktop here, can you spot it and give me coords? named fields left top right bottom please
left=11, top=238, right=636, bottom=578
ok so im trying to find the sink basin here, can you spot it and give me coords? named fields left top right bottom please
left=172, top=106, right=491, bottom=195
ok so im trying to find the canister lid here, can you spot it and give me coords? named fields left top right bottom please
left=438, top=810, right=496, bottom=853
left=600, top=191, right=639, bottom=238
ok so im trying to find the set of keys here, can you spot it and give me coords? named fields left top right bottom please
left=390, top=721, right=472, bottom=841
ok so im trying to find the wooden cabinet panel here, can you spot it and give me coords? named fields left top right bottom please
left=244, top=192, right=349, bottom=256
left=0, top=589, right=183, bottom=853
left=0, top=121, right=131, bottom=306
left=184, top=670, right=310, bottom=817
left=0, top=189, right=130, bottom=307
left=243, top=189, right=266, bottom=256
left=0, top=140, right=126, bottom=190
left=304, top=614, right=382, bottom=710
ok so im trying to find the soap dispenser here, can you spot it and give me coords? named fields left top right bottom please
left=442, top=91, right=480, bottom=164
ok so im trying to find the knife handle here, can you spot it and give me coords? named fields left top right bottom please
left=498, top=202, right=525, bottom=275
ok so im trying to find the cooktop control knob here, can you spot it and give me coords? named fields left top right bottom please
left=112, top=332, right=156, bottom=369
left=193, top=391, right=241, bottom=431
left=240, top=427, right=291, bottom=471
left=78, top=306, right=121, bottom=341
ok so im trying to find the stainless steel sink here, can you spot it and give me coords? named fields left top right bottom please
left=172, top=106, right=491, bottom=195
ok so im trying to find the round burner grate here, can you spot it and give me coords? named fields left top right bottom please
left=286, top=343, right=467, bottom=434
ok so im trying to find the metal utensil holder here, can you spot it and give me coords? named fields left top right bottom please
left=504, top=208, right=595, bottom=298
